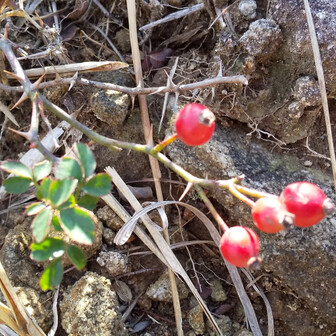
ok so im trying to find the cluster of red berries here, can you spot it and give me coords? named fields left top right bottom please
left=221, top=182, right=335, bottom=268
left=174, top=103, right=335, bottom=269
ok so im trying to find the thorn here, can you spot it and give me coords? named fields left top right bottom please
left=8, top=128, right=30, bottom=140
left=10, top=73, right=45, bottom=110
left=2, top=24, right=8, bottom=41
left=32, top=72, right=46, bottom=90
left=179, top=182, right=193, bottom=201
left=69, top=71, right=78, bottom=91
left=3, top=70, right=22, bottom=82
left=130, top=95, right=135, bottom=112
left=11, top=92, right=28, bottom=110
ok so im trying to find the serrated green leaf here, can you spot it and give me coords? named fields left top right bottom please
left=60, top=206, right=95, bottom=244
left=33, top=160, right=52, bottom=181
left=82, top=173, right=112, bottom=196
left=55, top=157, right=83, bottom=181
left=40, top=178, right=52, bottom=199
left=77, top=194, right=99, bottom=211
left=49, top=179, right=78, bottom=207
left=75, top=143, right=96, bottom=178
left=51, top=215, right=63, bottom=232
left=3, top=176, right=32, bottom=194
left=32, top=206, right=52, bottom=242
left=25, top=202, right=46, bottom=216
left=67, top=245, right=86, bottom=270
left=40, top=258, right=63, bottom=291
left=31, top=237, right=65, bottom=261
left=0, top=161, right=32, bottom=179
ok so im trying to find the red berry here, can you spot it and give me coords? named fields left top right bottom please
left=252, top=197, right=294, bottom=233
left=175, top=103, right=215, bottom=146
left=220, top=226, right=260, bottom=268
left=280, top=182, right=335, bottom=227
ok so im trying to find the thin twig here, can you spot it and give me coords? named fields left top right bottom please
left=139, top=3, right=204, bottom=31
left=0, top=74, right=247, bottom=94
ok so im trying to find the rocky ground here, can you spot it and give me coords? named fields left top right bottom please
left=0, top=0, right=335, bottom=335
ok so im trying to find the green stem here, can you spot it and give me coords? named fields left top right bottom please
left=228, top=183, right=255, bottom=208
left=194, top=184, right=229, bottom=232
left=234, top=184, right=274, bottom=199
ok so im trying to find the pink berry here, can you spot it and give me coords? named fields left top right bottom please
left=175, top=103, right=215, bottom=146
left=252, top=197, right=294, bottom=233
left=220, top=226, right=260, bottom=268
left=280, top=182, right=335, bottom=227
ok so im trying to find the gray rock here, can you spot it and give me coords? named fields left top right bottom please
left=210, top=279, right=227, bottom=302
left=146, top=269, right=189, bottom=302
left=213, top=0, right=336, bottom=144
left=96, top=251, right=128, bottom=277
left=188, top=301, right=205, bottom=335
left=238, top=0, right=257, bottom=20
left=206, top=315, right=233, bottom=336
left=0, top=220, right=53, bottom=332
left=167, top=123, right=336, bottom=332
left=102, top=227, right=116, bottom=245
left=60, top=272, right=128, bottom=336
left=240, top=19, right=282, bottom=57
left=97, top=205, right=124, bottom=231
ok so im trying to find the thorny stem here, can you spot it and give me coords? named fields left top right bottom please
left=194, top=184, right=229, bottom=232
left=0, top=39, right=258, bottom=212
left=0, top=74, right=248, bottom=95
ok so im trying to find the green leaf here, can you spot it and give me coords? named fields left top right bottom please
left=40, top=178, right=52, bottom=199
left=60, top=206, right=95, bottom=244
left=48, top=179, right=78, bottom=207
left=25, top=202, right=46, bottom=216
left=82, top=173, right=112, bottom=197
left=32, top=206, right=52, bottom=242
left=40, top=258, right=63, bottom=291
left=3, top=176, right=32, bottom=194
left=31, top=237, right=65, bottom=261
left=77, top=194, right=99, bottom=211
left=0, top=161, right=32, bottom=179
left=67, top=245, right=86, bottom=270
left=75, top=143, right=96, bottom=178
left=51, top=215, right=62, bottom=232
left=33, top=160, right=52, bottom=181
left=55, top=157, right=83, bottom=181
left=57, top=195, right=76, bottom=210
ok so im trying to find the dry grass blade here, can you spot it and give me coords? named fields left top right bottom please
left=126, top=0, right=183, bottom=334
left=241, top=268, right=274, bottom=336
left=0, top=262, right=46, bottom=336
left=6, top=61, right=128, bottom=79
left=106, top=167, right=223, bottom=335
left=303, top=0, right=336, bottom=192
left=108, top=191, right=263, bottom=336
left=0, top=101, right=19, bottom=127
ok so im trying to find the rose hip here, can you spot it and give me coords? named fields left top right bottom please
left=175, top=103, right=215, bottom=146
left=280, top=182, right=335, bottom=227
left=220, top=226, right=260, bottom=268
left=252, top=197, right=294, bottom=233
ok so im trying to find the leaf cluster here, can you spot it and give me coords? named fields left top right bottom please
left=0, top=143, right=112, bottom=290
